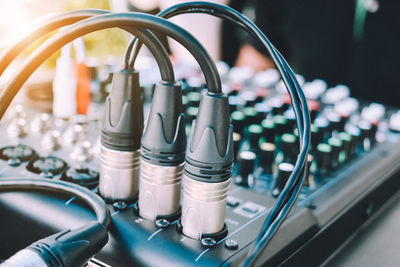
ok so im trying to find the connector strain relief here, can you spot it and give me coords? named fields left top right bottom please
left=141, top=81, right=186, bottom=165
left=185, top=119, right=233, bottom=183
left=28, top=222, right=108, bottom=267
left=101, top=69, right=143, bottom=151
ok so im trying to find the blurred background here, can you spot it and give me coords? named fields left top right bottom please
left=0, top=0, right=398, bottom=107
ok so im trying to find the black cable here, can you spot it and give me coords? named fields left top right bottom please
left=0, top=178, right=110, bottom=266
left=0, top=9, right=175, bottom=82
left=126, top=2, right=309, bottom=255
left=123, top=3, right=311, bottom=265
left=0, top=178, right=110, bottom=228
left=0, top=12, right=222, bottom=119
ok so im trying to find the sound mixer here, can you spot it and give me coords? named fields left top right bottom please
left=272, top=162, right=295, bottom=197
left=316, top=143, right=332, bottom=177
left=235, top=150, right=256, bottom=188
left=258, top=142, right=276, bottom=175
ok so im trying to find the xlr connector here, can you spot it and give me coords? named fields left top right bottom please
left=139, top=81, right=186, bottom=220
left=181, top=92, right=233, bottom=239
left=99, top=69, right=143, bottom=202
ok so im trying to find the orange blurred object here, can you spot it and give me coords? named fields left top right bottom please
left=75, top=62, right=91, bottom=114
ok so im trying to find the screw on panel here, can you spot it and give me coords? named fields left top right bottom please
left=225, top=239, right=239, bottom=250
left=201, top=237, right=216, bottom=248
left=113, top=201, right=128, bottom=211
left=155, top=219, right=170, bottom=228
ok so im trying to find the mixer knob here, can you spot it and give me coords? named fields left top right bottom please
left=231, top=111, right=246, bottom=136
left=302, top=154, right=314, bottom=187
left=345, top=123, right=362, bottom=156
left=261, top=119, right=276, bottom=143
left=358, top=120, right=375, bottom=150
left=70, top=141, right=93, bottom=162
left=7, top=118, right=28, bottom=138
left=272, top=162, right=295, bottom=197
left=273, top=115, right=289, bottom=136
left=233, top=132, right=241, bottom=161
left=328, top=137, right=343, bottom=169
left=243, top=107, right=258, bottom=125
left=41, top=130, right=62, bottom=151
left=259, top=142, right=276, bottom=175
left=247, top=124, right=263, bottom=151
left=280, top=133, right=297, bottom=164
left=63, top=124, right=85, bottom=145
left=316, top=143, right=332, bottom=177
left=311, top=124, right=323, bottom=151
left=235, top=151, right=256, bottom=188
left=14, top=105, right=26, bottom=119
left=31, top=113, right=51, bottom=133
left=338, top=131, right=352, bottom=162
left=283, top=108, right=296, bottom=132
left=315, top=116, right=330, bottom=141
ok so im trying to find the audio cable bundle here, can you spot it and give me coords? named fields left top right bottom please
left=0, top=2, right=310, bottom=266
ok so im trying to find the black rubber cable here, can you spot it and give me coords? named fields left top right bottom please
left=124, top=2, right=310, bottom=257
left=123, top=3, right=311, bottom=266
left=0, top=9, right=175, bottom=82
left=0, top=12, right=221, bottom=119
left=0, top=178, right=110, bottom=228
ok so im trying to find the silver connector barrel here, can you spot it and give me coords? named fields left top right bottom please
left=138, top=160, right=184, bottom=220
left=1, top=249, right=48, bottom=267
left=99, top=144, right=140, bottom=201
left=181, top=176, right=231, bottom=239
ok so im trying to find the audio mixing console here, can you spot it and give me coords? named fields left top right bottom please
left=1, top=66, right=400, bottom=266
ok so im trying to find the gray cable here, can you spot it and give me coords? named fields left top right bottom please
left=0, top=9, right=174, bottom=82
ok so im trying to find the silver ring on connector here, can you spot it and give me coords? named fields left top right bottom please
left=99, top=144, right=140, bottom=201
left=138, top=160, right=184, bottom=220
left=181, top=175, right=231, bottom=239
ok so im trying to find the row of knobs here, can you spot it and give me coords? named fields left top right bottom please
left=6, top=105, right=95, bottom=162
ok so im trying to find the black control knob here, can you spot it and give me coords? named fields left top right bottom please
left=61, top=166, right=99, bottom=189
left=315, top=117, right=330, bottom=142
left=272, top=162, right=294, bottom=197
left=345, top=123, right=362, bottom=156
left=283, top=108, right=296, bottom=132
left=316, top=143, right=332, bottom=177
left=233, top=132, right=241, bottom=161
left=303, top=154, right=314, bottom=187
left=328, top=137, right=343, bottom=169
left=327, top=111, right=344, bottom=133
left=231, top=111, right=246, bottom=136
left=228, top=96, right=240, bottom=113
left=235, top=151, right=256, bottom=188
left=247, top=124, right=263, bottom=151
left=273, top=115, right=288, bottom=135
left=243, top=107, right=258, bottom=125
left=259, top=142, right=276, bottom=175
left=280, top=133, right=297, bottom=164
left=242, top=91, right=257, bottom=107
left=311, top=124, right=323, bottom=151
left=261, top=119, right=276, bottom=143
left=358, top=120, right=375, bottom=150
left=338, top=131, right=352, bottom=162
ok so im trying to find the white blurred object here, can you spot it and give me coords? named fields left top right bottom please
left=52, top=43, right=76, bottom=118
left=303, top=79, right=327, bottom=100
left=253, top=69, right=280, bottom=88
